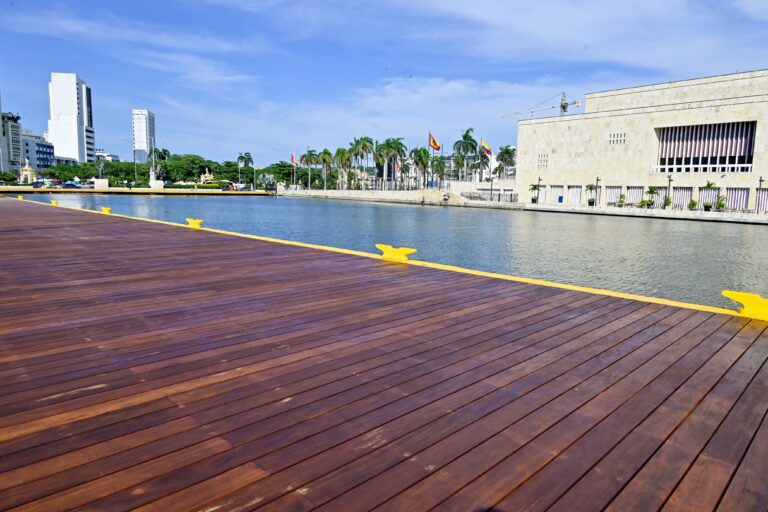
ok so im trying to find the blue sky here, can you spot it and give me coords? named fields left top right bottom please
left=1, top=0, right=766, bottom=165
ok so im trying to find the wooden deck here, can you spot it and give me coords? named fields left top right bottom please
left=1, top=198, right=767, bottom=512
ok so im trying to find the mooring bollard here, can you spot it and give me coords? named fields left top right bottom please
left=51, top=200, right=59, bottom=206
left=185, top=217, right=204, bottom=229
left=17, top=195, right=23, bottom=200
left=101, top=207, right=112, bottom=214
left=722, top=290, right=768, bottom=321
left=375, top=244, right=417, bottom=263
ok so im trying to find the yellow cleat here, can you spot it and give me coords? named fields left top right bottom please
left=376, top=244, right=417, bottom=263
left=186, top=218, right=204, bottom=229
left=51, top=200, right=59, bottom=206
left=101, top=207, right=112, bottom=214
left=722, top=290, right=768, bottom=321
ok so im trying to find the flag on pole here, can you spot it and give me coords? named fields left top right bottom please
left=291, top=154, right=299, bottom=167
left=480, top=140, right=492, bottom=156
left=429, top=132, right=441, bottom=151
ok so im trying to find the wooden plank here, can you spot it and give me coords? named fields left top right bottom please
left=0, top=198, right=757, bottom=512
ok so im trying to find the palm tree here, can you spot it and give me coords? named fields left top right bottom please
left=409, top=147, right=430, bottom=188
left=432, top=155, right=446, bottom=188
left=349, top=138, right=365, bottom=189
left=301, top=149, right=317, bottom=189
left=334, top=148, right=351, bottom=189
left=360, top=136, right=374, bottom=187
left=472, top=152, right=490, bottom=181
left=318, top=148, right=333, bottom=190
left=452, top=154, right=465, bottom=181
left=237, top=152, right=253, bottom=184
left=383, top=138, right=407, bottom=188
left=497, top=145, right=516, bottom=177
left=453, top=128, right=478, bottom=181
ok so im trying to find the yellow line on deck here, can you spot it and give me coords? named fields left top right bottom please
left=14, top=196, right=743, bottom=318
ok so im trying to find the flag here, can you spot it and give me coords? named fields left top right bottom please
left=480, top=140, right=492, bottom=156
left=291, top=154, right=299, bottom=167
left=429, top=132, right=441, bottom=151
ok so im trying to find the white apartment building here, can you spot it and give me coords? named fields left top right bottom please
left=46, top=72, right=96, bottom=163
left=132, top=109, right=155, bottom=163
left=95, top=149, right=120, bottom=162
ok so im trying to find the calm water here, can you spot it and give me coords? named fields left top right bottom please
left=22, top=193, right=768, bottom=308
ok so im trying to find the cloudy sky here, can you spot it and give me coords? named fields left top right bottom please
left=1, top=0, right=766, bottom=164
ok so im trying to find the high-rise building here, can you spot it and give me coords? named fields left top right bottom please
left=132, top=109, right=155, bottom=164
left=22, top=128, right=55, bottom=170
left=46, top=72, right=95, bottom=163
left=1, top=112, right=23, bottom=171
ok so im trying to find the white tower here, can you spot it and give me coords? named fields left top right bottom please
left=131, top=109, right=155, bottom=164
left=46, top=73, right=95, bottom=163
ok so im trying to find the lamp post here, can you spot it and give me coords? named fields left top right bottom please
left=594, top=177, right=601, bottom=206
left=667, top=175, right=673, bottom=208
left=759, top=176, right=765, bottom=213
left=537, top=176, right=542, bottom=203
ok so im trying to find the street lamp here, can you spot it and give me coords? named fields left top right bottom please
left=667, top=175, right=673, bottom=207
left=537, top=176, right=542, bottom=203
left=594, top=177, right=601, bottom=206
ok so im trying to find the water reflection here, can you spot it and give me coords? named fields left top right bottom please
left=24, top=193, right=768, bottom=308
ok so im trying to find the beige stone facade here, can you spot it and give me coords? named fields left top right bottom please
left=517, top=70, right=768, bottom=211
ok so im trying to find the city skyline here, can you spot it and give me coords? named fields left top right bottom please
left=1, top=1, right=767, bottom=165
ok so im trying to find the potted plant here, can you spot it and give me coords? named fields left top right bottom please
left=664, top=196, right=672, bottom=209
left=716, top=195, right=726, bottom=211
left=617, top=194, right=626, bottom=207
left=585, top=183, right=596, bottom=206
left=688, top=199, right=698, bottom=210
left=646, top=186, right=658, bottom=208
left=639, top=199, right=649, bottom=208
left=529, top=184, right=541, bottom=203
left=703, top=202, right=713, bottom=212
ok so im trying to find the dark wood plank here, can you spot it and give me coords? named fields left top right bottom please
left=0, top=197, right=761, bottom=512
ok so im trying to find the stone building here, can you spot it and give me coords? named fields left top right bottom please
left=516, top=70, right=768, bottom=212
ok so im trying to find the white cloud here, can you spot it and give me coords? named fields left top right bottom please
left=1, top=12, right=268, bottom=54
left=147, top=74, right=608, bottom=163
left=126, top=51, right=258, bottom=89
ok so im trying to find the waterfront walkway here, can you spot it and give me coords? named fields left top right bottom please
left=1, top=198, right=767, bottom=511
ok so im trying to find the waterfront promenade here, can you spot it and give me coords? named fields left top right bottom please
left=1, top=197, right=767, bottom=511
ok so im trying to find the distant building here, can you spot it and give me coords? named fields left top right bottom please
left=54, top=156, right=78, bottom=166
left=95, top=149, right=120, bottom=162
left=132, top=109, right=155, bottom=163
left=47, top=72, right=96, bottom=163
left=517, top=69, right=768, bottom=211
left=21, top=129, right=55, bottom=170
left=1, top=112, right=22, bottom=172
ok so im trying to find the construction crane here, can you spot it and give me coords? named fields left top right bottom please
left=502, top=92, right=581, bottom=119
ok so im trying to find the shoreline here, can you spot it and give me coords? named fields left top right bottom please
left=282, top=189, right=768, bottom=224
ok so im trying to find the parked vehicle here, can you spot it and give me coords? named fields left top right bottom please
left=32, top=181, right=47, bottom=188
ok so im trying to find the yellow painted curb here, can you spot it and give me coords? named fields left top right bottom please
left=10, top=196, right=748, bottom=318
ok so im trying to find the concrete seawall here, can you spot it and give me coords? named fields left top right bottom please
left=281, top=189, right=466, bottom=206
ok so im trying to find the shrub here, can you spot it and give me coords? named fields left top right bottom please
left=688, top=199, right=698, bottom=210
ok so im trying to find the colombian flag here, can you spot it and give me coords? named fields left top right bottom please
left=429, top=132, right=441, bottom=151
left=291, top=154, right=299, bottom=167
left=480, top=140, right=492, bottom=156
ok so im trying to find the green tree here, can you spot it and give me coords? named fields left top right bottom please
left=409, top=147, right=430, bottom=188
left=237, top=152, right=253, bottom=183
left=301, top=149, right=317, bottom=189
left=453, top=128, right=478, bottom=181
left=334, top=148, right=351, bottom=189
left=318, top=148, right=333, bottom=190
left=431, top=155, right=447, bottom=187
left=497, top=145, right=516, bottom=177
